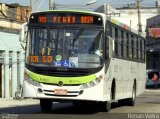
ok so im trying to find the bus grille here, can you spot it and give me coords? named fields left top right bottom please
left=43, top=90, right=83, bottom=97
left=35, top=70, right=89, bottom=77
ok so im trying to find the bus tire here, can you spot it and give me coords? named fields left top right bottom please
left=40, top=99, right=52, bottom=112
left=105, top=101, right=111, bottom=112
left=126, top=83, right=136, bottom=106
left=100, top=92, right=112, bottom=112
left=72, top=101, right=83, bottom=109
left=99, top=101, right=111, bottom=112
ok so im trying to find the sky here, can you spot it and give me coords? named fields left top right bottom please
left=2, top=0, right=158, bottom=11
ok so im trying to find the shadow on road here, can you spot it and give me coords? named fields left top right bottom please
left=0, top=104, right=41, bottom=114
left=0, top=102, right=127, bottom=114
left=0, top=102, right=135, bottom=119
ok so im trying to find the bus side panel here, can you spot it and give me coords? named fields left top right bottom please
left=137, top=63, right=146, bottom=96
left=106, top=58, right=146, bottom=100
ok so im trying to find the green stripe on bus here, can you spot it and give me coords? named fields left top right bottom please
left=28, top=71, right=96, bottom=84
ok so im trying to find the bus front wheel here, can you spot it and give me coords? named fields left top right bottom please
left=99, top=92, right=112, bottom=112
left=99, top=101, right=111, bottom=112
left=40, top=99, right=53, bottom=112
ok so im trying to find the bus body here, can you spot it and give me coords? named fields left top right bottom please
left=23, top=10, right=146, bottom=112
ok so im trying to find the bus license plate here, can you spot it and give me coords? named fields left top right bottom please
left=54, top=89, right=67, bottom=95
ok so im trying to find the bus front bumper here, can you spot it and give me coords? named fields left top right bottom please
left=23, top=80, right=110, bottom=102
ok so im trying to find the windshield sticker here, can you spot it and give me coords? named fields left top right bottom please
left=66, top=33, right=71, bottom=36
left=69, top=57, right=78, bottom=67
left=62, top=60, right=70, bottom=67
left=56, top=55, right=62, bottom=61
left=54, top=61, right=62, bottom=67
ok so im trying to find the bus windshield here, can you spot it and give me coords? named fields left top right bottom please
left=26, top=27, right=104, bottom=69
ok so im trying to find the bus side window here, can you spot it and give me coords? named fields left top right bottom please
left=121, top=30, right=124, bottom=58
left=126, top=33, right=129, bottom=59
left=115, top=27, right=118, bottom=57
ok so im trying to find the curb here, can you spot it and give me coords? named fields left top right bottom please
left=145, top=89, right=160, bottom=93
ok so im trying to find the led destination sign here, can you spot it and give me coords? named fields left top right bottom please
left=29, top=12, right=103, bottom=25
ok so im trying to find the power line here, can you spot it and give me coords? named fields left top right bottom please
left=117, top=0, right=134, bottom=8
left=117, top=0, right=133, bottom=8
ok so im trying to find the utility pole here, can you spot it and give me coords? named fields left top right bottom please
left=49, top=0, right=54, bottom=10
left=30, top=0, right=33, bottom=11
left=137, top=0, right=142, bottom=32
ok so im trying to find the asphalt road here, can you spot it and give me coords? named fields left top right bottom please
left=0, top=89, right=160, bottom=119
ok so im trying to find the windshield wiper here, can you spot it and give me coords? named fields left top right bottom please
left=72, top=28, right=84, bottom=46
left=41, top=25, right=57, bottom=45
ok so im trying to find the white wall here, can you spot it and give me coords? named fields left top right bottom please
left=0, top=32, right=22, bottom=51
left=0, top=31, right=24, bottom=98
left=112, top=8, right=158, bottom=34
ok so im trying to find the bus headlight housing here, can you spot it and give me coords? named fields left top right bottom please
left=95, top=77, right=101, bottom=83
left=80, top=76, right=102, bottom=89
left=25, top=75, right=41, bottom=87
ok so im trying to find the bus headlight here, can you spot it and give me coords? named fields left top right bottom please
left=25, top=75, right=41, bottom=87
left=81, top=84, right=89, bottom=89
left=80, top=76, right=102, bottom=89
left=90, top=81, right=95, bottom=86
left=95, top=77, right=101, bottom=83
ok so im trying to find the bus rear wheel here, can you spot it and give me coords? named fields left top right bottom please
left=40, top=99, right=53, bottom=112
left=126, top=83, right=136, bottom=106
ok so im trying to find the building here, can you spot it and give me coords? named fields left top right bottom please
left=0, top=3, right=31, bottom=98
left=0, top=32, right=25, bottom=98
left=95, top=2, right=160, bottom=34
left=146, top=15, right=160, bottom=70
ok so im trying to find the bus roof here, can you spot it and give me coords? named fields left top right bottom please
left=29, top=10, right=145, bottom=38
left=30, top=9, right=105, bottom=17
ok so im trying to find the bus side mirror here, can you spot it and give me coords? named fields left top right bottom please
left=19, top=23, right=27, bottom=50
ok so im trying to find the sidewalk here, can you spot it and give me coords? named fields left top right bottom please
left=0, top=98, right=39, bottom=108
left=145, top=88, right=160, bottom=93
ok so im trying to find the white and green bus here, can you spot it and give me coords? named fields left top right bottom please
left=23, top=10, right=146, bottom=112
